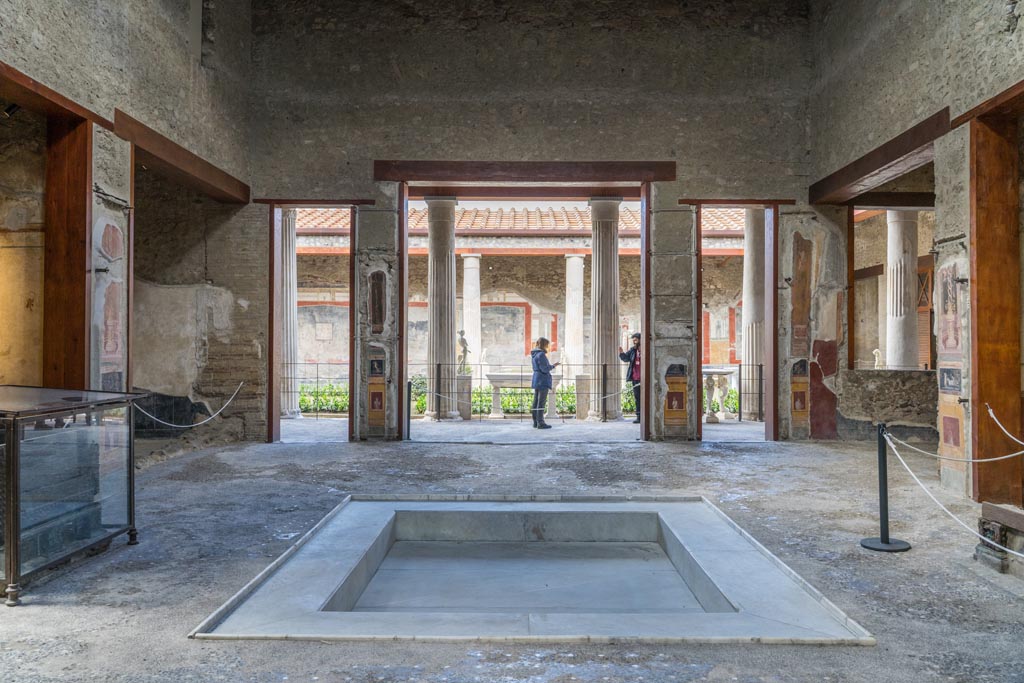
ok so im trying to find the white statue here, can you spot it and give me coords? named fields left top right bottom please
left=873, top=348, right=883, bottom=369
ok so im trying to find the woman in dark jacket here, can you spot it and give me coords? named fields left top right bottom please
left=530, top=337, right=559, bottom=429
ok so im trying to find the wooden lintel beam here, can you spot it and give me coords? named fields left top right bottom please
left=254, top=198, right=376, bottom=206
left=0, top=60, right=113, bottom=129
left=809, top=108, right=950, bottom=205
left=678, top=198, right=796, bottom=206
left=849, top=192, right=935, bottom=210
left=115, top=109, right=250, bottom=204
left=952, top=77, right=1024, bottom=128
left=406, top=185, right=641, bottom=200
left=374, top=160, right=676, bottom=183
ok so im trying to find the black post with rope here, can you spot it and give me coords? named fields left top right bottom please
left=861, top=423, right=912, bottom=553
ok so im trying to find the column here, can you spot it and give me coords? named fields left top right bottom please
left=740, top=209, right=765, bottom=420
left=877, top=275, right=887, bottom=366
left=885, top=210, right=919, bottom=369
left=461, top=253, right=482, bottom=375
left=281, top=208, right=301, bottom=418
left=425, top=197, right=461, bottom=420
left=563, top=254, right=585, bottom=380
left=588, top=198, right=622, bottom=420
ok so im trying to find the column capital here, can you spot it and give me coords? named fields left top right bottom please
left=886, top=209, right=919, bottom=224
left=565, top=253, right=586, bottom=261
left=589, top=197, right=621, bottom=224
left=424, top=196, right=458, bottom=207
left=461, top=252, right=482, bottom=262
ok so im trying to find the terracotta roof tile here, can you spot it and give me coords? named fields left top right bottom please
left=295, top=206, right=744, bottom=232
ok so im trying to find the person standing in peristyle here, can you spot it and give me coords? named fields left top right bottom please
left=530, top=337, right=559, bottom=429
left=619, top=332, right=642, bottom=424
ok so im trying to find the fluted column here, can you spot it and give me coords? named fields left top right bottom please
left=281, top=209, right=301, bottom=418
left=588, top=198, right=622, bottom=420
left=426, top=197, right=461, bottom=419
left=563, top=254, right=585, bottom=380
left=740, top=208, right=765, bottom=420
left=885, top=210, right=919, bottom=369
left=461, top=253, right=482, bottom=375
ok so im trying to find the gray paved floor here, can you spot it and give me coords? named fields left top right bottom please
left=3, top=434, right=1022, bottom=681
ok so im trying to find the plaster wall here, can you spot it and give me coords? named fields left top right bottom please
left=0, top=99, right=45, bottom=385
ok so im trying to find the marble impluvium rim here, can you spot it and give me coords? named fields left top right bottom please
left=191, top=495, right=874, bottom=644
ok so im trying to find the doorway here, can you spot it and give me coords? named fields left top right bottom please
left=692, top=201, right=785, bottom=443
left=403, top=196, right=645, bottom=444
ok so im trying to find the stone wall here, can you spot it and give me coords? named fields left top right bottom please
left=250, top=1, right=811, bottom=202
left=0, top=99, right=45, bottom=385
left=133, top=170, right=268, bottom=442
left=836, top=369, right=939, bottom=441
left=810, top=1, right=1024, bottom=180
left=1, top=0, right=252, bottom=179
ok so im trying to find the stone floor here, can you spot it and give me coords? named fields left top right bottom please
left=701, top=419, right=766, bottom=442
left=3, top=435, right=1023, bottom=681
left=411, top=416, right=642, bottom=443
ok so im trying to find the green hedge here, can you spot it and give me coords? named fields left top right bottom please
left=299, top=382, right=349, bottom=413
left=702, top=387, right=739, bottom=414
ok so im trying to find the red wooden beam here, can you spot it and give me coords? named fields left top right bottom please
left=406, top=185, right=641, bottom=200
left=115, top=109, right=250, bottom=204
left=43, top=116, right=93, bottom=390
left=254, top=198, right=376, bottom=206
left=848, top=192, right=935, bottom=209
left=809, top=108, right=950, bottom=205
left=952, top=77, right=1024, bottom=128
left=0, top=60, right=113, bottom=129
left=679, top=198, right=796, bottom=206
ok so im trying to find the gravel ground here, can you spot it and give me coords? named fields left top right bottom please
left=2, top=436, right=1023, bottom=683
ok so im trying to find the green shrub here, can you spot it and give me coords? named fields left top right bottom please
left=410, top=374, right=427, bottom=414
left=621, top=384, right=637, bottom=414
left=298, top=382, right=349, bottom=413
left=702, top=386, right=739, bottom=414
left=471, top=385, right=492, bottom=415
left=500, top=388, right=533, bottom=414
left=556, top=383, right=576, bottom=414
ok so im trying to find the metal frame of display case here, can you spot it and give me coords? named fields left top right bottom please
left=1, top=386, right=147, bottom=606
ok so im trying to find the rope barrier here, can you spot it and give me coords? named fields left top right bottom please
left=885, top=432, right=1024, bottom=463
left=883, top=433, right=1024, bottom=560
left=986, top=403, right=1024, bottom=448
left=134, top=382, right=245, bottom=429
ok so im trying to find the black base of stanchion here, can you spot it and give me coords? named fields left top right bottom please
left=860, top=537, right=911, bottom=553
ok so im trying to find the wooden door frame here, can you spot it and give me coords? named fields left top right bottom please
left=262, top=199, right=376, bottom=443
left=685, top=199, right=791, bottom=441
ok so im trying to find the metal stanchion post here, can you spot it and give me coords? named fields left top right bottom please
left=406, top=380, right=412, bottom=439
left=861, top=423, right=911, bottom=552
left=435, top=362, right=441, bottom=417
left=757, top=363, right=763, bottom=422
left=601, top=363, right=608, bottom=422
left=738, top=364, right=743, bottom=422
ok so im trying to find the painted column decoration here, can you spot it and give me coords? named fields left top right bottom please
left=740, top=208, right=765, bottom=420
left=281, top=208, right=301, bottom=418
left=588, top=198, right=622, bottom=420
left=461, top=253, right=482, bottom=375
left=885, top=210, right=920, bottom=369
left=425, top=197, right=461, bottom=420
left=563, top=254, right=585, bottom=380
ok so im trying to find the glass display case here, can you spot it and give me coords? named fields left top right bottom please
left=1, top=386, right=147, bottom=606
